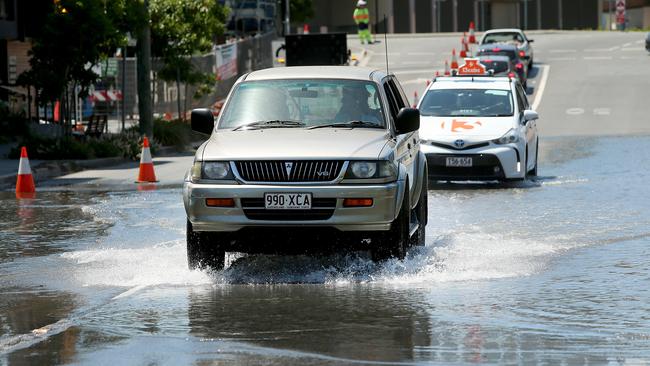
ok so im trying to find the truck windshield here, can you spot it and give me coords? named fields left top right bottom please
left=419, top=89, right=514, bottom=117
left=218, top=79, right=386, bottom=130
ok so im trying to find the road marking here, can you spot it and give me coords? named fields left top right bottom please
left=608, top=45, right=621, bottom=51
left=549, top=49, right=577, bottom=53
left=402, top=61, right=432, bottom=65
left=401, top=78, right=432, bottom=86
left=583, top=56, right=613, bottom=60
left=407, top=52, right=436, bottom=56
left=0, top=285, right=147, bottom=355
left=531, top=65, right=550, bottom=111
left=547, top=57, right=576, bottom=61
left=622, top=42, right=632, bottom=47
left=593, top=108, right=611, bottom=116
left=566, top=108, right=585, bottom=115
left=621, top=48, right=639, bottom=52
left=635, top=40, right=644, bottom=44
left=584, top=48, right=611, bottom=52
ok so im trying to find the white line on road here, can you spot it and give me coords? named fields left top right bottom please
left=608, top=45, right=621, bottom=51
left=401, top=61, right=432, bottom=66
left=583, top=56, right=613, bottom=60
left=584, top=48, right=612, bottom=52
left=622, top=42, right=632, bottom=47
left=407, top=52, right=437, bottom=56
left=531, top=65, right=550, bottom=112
left=621, top=48, right=640, bottom=52
left=635, top=40, right=644, bottom=44
left=547, top=57, right=576, bottom=61
left=549, top=49, right=577, bottom=53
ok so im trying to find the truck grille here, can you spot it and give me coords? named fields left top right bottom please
left=234, top=161, right=344, bottom=182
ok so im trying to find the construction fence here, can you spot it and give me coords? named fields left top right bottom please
left=85, top=31, right=275, bottom=125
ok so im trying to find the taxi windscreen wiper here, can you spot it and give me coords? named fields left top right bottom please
left=233, top=120, right=305, bottom=131
left=308, top=120, right=382, bottom=130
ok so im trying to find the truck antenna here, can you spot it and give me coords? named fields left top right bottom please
left=384, top=14, right=389, bottom=75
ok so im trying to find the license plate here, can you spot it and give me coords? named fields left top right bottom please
left=446, top=157, right=473, bottom=167
left=264, top=193, right=312, bottom=209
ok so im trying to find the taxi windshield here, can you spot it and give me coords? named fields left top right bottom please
left=218, top=79, right=386, bottom=130
left=419, top=88, right=514, bottom=117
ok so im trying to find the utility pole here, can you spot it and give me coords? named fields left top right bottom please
left=136, top=0, right=153, bottom=138
left=284, top=0, right=290, bottom=36
left=523, top=0, right=528, bottom=30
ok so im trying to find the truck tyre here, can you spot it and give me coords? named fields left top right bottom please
left=371, top=185, right=410, bottom=262
left=187, top=220, right=225, bottom=271
left=411, top=172, right=428, bottom=247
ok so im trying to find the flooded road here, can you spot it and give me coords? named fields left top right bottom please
left=1, top=136, right=650, bottom=365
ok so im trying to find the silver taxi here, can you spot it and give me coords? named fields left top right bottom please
left=183, top=66, right=428, bottom=270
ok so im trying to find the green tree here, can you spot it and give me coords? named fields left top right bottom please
left=21, top=0, right=124, bottom=130
left=290, top=0, right=314, bottom=24
left=149, top=0, right=228, bottom=120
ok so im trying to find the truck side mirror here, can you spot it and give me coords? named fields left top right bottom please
left=191, top=109, right=215, bottom=135
left=395, top=107, right=420, bottom=134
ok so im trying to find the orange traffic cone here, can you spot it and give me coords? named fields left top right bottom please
left=16, top=147, right=35, bottom=199
left=413, top=91, right=419, bottom=108
left=451, top=49, right=459, bottom=70
left=136, top=136, right=158, bottom=183
left=444, top=61, right=451, bottom=76
left=468, top=21, right=477, bottom=44
left=426, top=79, right=431, bottom=87
left=460, top=35, right=468, bottom=58
left=303, top=24, right=310, bottom=34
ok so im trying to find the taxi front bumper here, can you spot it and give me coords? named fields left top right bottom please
left=183, top=180, right=401, bottom=233
left=420, top=142, right=525, bottom=180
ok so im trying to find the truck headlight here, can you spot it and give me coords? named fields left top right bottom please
left=191, top=161, right=233, bottom=181
left=493, top=129, right=520, bottom=144
left=345, top=161, right=396, bottom=180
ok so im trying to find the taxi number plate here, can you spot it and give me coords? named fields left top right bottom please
left=446, top=157, right=473, bottom=167
left=264, top=193, right=312, bottom=209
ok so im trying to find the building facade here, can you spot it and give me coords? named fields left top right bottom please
left=304, top=0, right=602, bottom=34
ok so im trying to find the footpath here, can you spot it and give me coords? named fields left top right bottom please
left=1, top=40, right=373, bottom=191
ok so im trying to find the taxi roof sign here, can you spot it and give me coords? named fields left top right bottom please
left=457, top=58, right=487, bottom=75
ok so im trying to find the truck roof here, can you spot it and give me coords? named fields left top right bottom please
left=244, top=66, right=386, bottom=82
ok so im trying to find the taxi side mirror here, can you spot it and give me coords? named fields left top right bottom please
left=528, top=39, right=534, bottom=43
left=191, top=108, right=215, bottom=135
left=395, top=107, right=420, bottom=134
left=523, top=109, right=539, bottom=123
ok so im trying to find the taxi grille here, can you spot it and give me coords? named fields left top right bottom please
left=235, top=161, right=344, bottom=182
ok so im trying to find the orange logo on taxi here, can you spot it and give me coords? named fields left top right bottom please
left=451, top=119, right=482, bottom=132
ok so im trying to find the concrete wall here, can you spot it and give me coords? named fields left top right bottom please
left=625, top=6, right=650, bottom=28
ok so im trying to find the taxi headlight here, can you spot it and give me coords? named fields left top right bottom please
left=192, top=161, right=232, bottom=180
left=346, top=161, right=396, bottom=180
left=493, top=129, right=520, bottom=145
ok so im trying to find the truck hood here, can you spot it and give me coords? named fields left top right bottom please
left=419, top=116, right=516, bottom=142
left=199, top=128, right=390, bottom=160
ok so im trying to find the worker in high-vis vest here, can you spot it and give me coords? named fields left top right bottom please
left=353, top=0, right=373, bottom=45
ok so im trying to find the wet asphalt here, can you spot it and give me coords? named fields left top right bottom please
left=1, top=31, right=650, bottom=365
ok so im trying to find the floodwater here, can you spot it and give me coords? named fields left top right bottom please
left=1, top=136, right=650, bottom=365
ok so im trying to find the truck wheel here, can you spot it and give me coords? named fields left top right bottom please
left=411, top=173, right=428, bottom=247
left=187, top=220, right=225, bottom=271
left=371, top=185, right=410, bottom=262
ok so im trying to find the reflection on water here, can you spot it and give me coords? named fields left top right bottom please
left=1, top=136, right=650, bottom=364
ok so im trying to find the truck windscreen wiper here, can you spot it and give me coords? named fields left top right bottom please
left=233, top=120, right=305, bottom=131
left=308, top=120, right=382, bottom=130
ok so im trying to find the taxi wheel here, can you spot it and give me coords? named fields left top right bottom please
left=410, top=171, right=428, bottom=247
left=187, top=220, right=226, bottom=270
left=371, top=185, right=410, bottom=262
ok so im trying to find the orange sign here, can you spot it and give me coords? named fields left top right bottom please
left=457, top=58, right=486, bottom=75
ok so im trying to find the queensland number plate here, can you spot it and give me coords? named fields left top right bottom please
left=446, top=157, right=473, bottom=167
left=264, top=193, right=312, bottom=209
